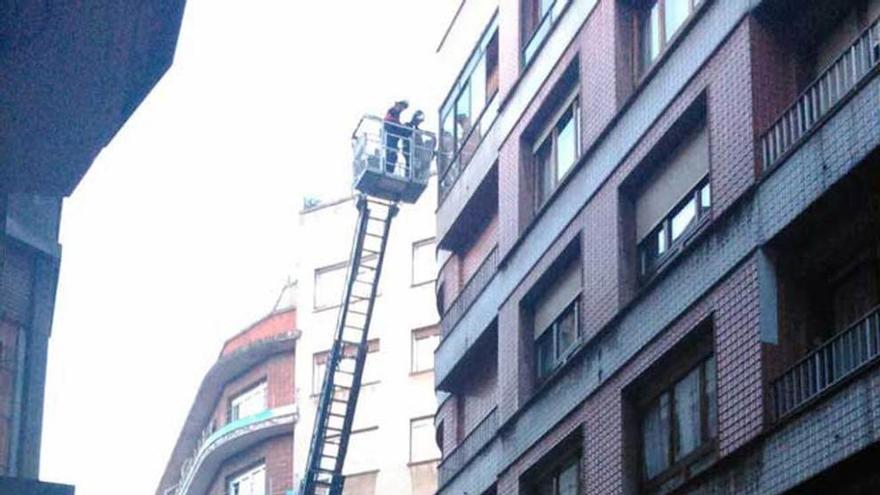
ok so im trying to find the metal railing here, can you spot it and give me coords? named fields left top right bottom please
left=441, top=246, right=499, bottom=339
left=771, top=306, right=880, bottom=421
left=438, top=93, right=500, bottom=203
left=438, top=407, right=499, bottom=487
left=761, top=18, right=880, bottom=170
left=173, top=405, right=297, bottom=495
left=352, top=116, right=435, bottom=186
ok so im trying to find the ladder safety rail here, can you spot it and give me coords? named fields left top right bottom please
left=299, top=195, right=398, bottom=495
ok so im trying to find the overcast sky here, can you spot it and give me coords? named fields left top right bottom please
left=40, top=1, right=457, bottom=493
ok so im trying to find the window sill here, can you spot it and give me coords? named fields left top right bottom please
left=411, top=279, right=437, bottom=289
left=407, top=458, right=441, bottom=468
left=310, top=380, right=381, bottom=398
left=409, top=369, right=434, bottom=377
left=643, top=442, right=718, bottom=495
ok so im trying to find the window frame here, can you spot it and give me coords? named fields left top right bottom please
left=637, top=177, right=711, bottom=280
left=313, top=255, right=378, bottom=311
left=638, top=355, right=717, bottom=491
left=312, top=339, right=381, bottom=396
left=533, top=452, right=581, bottom=495
left=635, top=0, right=705, bottom=78
left=228, top=380, right=268, bottom=423
left=521, top=0, right=572, bottom=68
left=411, top=237, right=438, bottom=287
left=409, top=415, right=442, bottom=464
left=439, top=13, right=501, bottom=173
left=532, top=92, right=582, bottom=211
left=535, top=297, right=581, bottom=381
left=227, top=463, right=266, bottom=495
left=411, top=325, right=440, bottom=374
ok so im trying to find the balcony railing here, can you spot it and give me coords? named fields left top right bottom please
left=438, top=407, right=499, bottom=488
left=761, top=18, right=880, bottom=171
left=771, top=306, right=880, bottom=421
left=441, top=246, right=499, bottom=339
left=438, top=94, right=500, bottom=203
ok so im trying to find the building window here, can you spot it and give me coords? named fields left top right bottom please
left=534, top=456, right=580, bottom=495
left=635, top=123, right=710, bottom=279
left=313, top=340, right=381, bottom=395
left=228, top=464, right=266, bottom=495
left=411, top=326, right=440, bottom=373
left=345, top=427, right=380, bottom=474
left=314, top=261, right=348, bottom=310
left=640, top=356, right=717, bottom=485
left=410, top=416, right=442, bottom=463
left=412, top=238, right=437, bottom=286
left=532, top=260, right=582, bottom=381
left=522, top=0, right=570, bottom=67
left=439, top=15, right=500, bottom=173
left=534, top=93, right=581, bottom=209
left=229, top=381, right=267, bottom=422
left=637, top=0, right=704, bottom=75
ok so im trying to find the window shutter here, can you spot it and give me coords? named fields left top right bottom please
left=636, top=125, right=709, bottom=241
left=533, top=261, right=582, bottom=338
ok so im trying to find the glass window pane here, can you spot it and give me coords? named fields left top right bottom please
left=673, top=367, right=702, bottom=460
left=657, top=224, right=667, bottom=255
left=471, top=52, right=487, bottom=120
left=705, top=356, right=717, bottom=439
left=558, top=460, right=579, bottom=495
left=315, top=264, right=347, bottom=309
left=230, top=382, right=267, bottom=421
left=313, top=354, right=327, bottom=394
left=665, top=0, right=690, bottom=42
left=555, top=106, right=578, bottom=181
left=557, top=304, right=578, bottom=357
left=410, top=417, right=441, bottom=463
left=413, top=332, right=439, bottom=373
left=700, top=182, right=712, bottom=210
left=362, top=344, right=381, bottom=384
left=641, top=4, right=662, bottom=70
left=412, top=239, right=437, bottom=285
left=455, top=83, right=472, bottom=150
left=536, top=331, right=555, bottom=378
left=642, top=393, right=671, bottom=479
left=670, top=197, right=696, bottom=241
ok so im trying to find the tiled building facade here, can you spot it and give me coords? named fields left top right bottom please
left=433, top=0, right=880, bottom=494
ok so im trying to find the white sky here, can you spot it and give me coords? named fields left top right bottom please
left=40, top=1, right=457, bottom=493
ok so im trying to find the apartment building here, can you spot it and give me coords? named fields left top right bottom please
left=156, top=300, right=298, bottom=495
left=1, top=3, right=185, bottom=493
left=293, top=183, right=441, bottom=494
left=433, top=0, right=880, bottom=494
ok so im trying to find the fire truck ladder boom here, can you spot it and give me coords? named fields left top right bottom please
left=299, top=195, right=398, bottom=495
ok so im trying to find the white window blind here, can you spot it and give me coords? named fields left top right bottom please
left=636, top=125, right=709, bottom=241
left=534, top=261, right=582, bottom=338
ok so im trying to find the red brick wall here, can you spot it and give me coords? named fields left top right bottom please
left=205, top=433, right=294, bottom=495
left=497, top=257, right=763, bottom=494
left=220, top=309, right=296, bottom=357
left=210, top=353, right=294, bottom=429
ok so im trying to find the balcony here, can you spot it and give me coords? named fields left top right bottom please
left=174, top=405, right=297, bottom=495
left=438, top=407, right=498, bottom=488
left=771, top=306, right=880, bottom=421
left=438, top=94, right=500, bottom=204
left=760, top=15, right=880, bottom=171
left=441, top=246, right=499, bottom=339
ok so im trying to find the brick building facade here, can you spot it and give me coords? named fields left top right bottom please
left=433, top=0, right=880, bottom=494
left=156, top=307, right=298, bottom=495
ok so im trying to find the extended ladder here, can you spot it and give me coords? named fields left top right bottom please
left=299, top=195, right=398, bottom=495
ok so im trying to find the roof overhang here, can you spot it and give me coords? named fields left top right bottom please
left=0, top=0, right=187, bottom=195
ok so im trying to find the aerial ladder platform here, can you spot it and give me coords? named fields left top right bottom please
left=298, top=115, right=436, bottom=495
